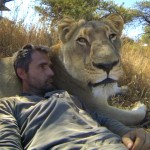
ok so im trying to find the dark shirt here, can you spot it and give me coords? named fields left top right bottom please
left=0, top=90, right=132, bottom=149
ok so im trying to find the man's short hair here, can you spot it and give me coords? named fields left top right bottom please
left=13, top=44, right=50, bottom=80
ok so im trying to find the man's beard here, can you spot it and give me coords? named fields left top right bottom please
left=43, top=84, right=57, bottom=93
left=28, top=81, right=56, bottom=96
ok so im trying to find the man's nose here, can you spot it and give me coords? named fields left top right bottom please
left=47, top=67, right=54, bottom=76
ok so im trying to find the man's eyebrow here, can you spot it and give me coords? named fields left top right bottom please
left=38, top=61, right=51, bottom=66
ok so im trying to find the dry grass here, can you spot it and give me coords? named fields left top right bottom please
left=122, top=42, right=150, bottom=102
left=0, top=18, right=51, bottom=57
left=111, top=41, right=150, bottom=130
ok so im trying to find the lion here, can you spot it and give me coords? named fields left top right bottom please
left=0, top=14, right=147, bottom=125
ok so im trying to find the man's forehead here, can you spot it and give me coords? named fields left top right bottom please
left=31, top=51, right=51, bottom=64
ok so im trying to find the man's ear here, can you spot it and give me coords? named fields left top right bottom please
left=16, top=68, right=27, bottom=80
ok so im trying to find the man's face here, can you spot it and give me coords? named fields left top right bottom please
left=24, top=51, right=54, bottom=95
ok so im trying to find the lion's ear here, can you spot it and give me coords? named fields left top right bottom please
left=58, top=17, right=76, bottom=43
left=58, top=17, right=85, bottom=43
left=106, top=14, right=124, bottom=32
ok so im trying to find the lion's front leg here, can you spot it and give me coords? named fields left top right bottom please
left=98, top=103, right=147, bottom=126
left=91, top=84, right=147, bottom=126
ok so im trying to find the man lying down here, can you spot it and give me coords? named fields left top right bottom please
left=0, top=44, right=150, bottom=150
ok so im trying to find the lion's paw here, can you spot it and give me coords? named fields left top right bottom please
left=132, top=102, right=147, bottom=113
left=120, top=85, right=129, bottom=95
left=115, top=85, right=129, bottom=96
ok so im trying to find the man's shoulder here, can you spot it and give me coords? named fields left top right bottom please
left=0, top=95, right=19, bottom=101
left=0, top=95, right=38, bottom=103
left=0, top=95, right=24, bottom=104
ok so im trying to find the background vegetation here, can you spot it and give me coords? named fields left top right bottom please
left=0, top=0, right=150, bottom=129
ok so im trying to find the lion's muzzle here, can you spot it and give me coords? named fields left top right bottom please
left=88, top=78, right=117, bottom=88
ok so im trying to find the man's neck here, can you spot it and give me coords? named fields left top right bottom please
left=22, top=89, right=45, bottom=97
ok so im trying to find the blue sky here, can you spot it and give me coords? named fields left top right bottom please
left=112, top=0, right=144, bottom=39
left=2, top=1, right=39, bottom=25
left=2, top=0, right=144, bottom=39
left=113, top=0, right=137, bottom=8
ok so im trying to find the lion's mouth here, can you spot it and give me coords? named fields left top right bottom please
left=88, top=78, right=117, bottom=87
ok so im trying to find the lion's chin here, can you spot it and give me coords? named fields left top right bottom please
left=88, top=78, right=117, bottom=88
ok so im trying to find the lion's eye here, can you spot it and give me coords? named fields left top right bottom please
left=76, top=37, right=88, bottom=46
left=78, top=37, right=86, bottom=43
left=109, top=34, right=116, bottom=41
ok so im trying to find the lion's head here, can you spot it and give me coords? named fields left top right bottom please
left=51, top=14, right=124, bottom=102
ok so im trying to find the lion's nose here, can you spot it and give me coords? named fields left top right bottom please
left=93, top=60, right=119, bottom=74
